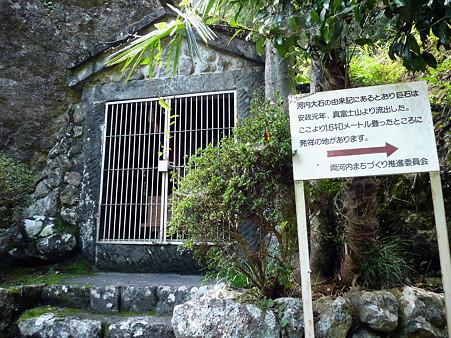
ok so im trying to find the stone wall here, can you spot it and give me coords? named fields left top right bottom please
left=172, top=286, right=448, bottom=338
left=1, top=284, right=447, bottom=337
left=77, top=42, right=264, bottom=267
left=0, top=0, right=164, bottom=170
left=18, top=5, right=264, bottom=270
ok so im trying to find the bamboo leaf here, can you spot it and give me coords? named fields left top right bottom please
left=155, top=22, right=167, bottom=30
left=165, top=37, right=177, bottom=73
left=173, top=34, right=182, bottom=77
left=158, top=98, right=172, bottom=110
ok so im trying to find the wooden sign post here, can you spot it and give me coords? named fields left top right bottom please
left=289, top=81, right=451, bottom=337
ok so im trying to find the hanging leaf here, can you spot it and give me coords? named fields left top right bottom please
left=256, top=36, right=264, bottom=55
left=422, top=52, right=437, bottom=68
left=333, top=0, right=343, bottom=13
left=310, top=10, right=321, bottom=24
left=158, top=98, right=172, bottom=110
left=333, top=20, right=344, bottom=38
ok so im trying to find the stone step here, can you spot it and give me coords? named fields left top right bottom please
left=17, top=307, right=175, bottom=338
left=41, top=283, right=211, bottom=315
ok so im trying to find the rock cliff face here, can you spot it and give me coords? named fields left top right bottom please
left=0, top=0, right=163, bottom=171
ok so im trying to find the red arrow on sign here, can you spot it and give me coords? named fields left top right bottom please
left=327, top=142, right=399, bottom=158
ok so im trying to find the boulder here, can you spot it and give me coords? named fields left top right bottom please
left=172, top=298, right=280, bottom=338
left=345, top=290, right=398, bottom=332
left=273, top=297, right=304, bottom=338
left=36, top=232, right=77, bottom=258
left=201, top=283, right=242, bottom=300
left=23, top=216, right=55, bottom=239
left=107, top=316, right=175, bottom=338
left=60, top=185, right=79, bottom=206
left=42, top=285, right=90, bottom=310
left=64, top=171, right=82, bottom=187
left=394, top=286, right=447, bottom=337
left=9, top=216, right=76, bottom=263
left=121, top=286, right=157, bottom=312
left=0, top=225, right=20, bottom=256
left=60, top=207, right=78, bottom=226
left=90, top=285, right=120, bottom=313
left=18, top=313, right=102, bottom=338
left=0, top=288, right=15, bottom=333
left=155, top=285, right=210, bottom=314
left=314, top=296, right=353, bottom=338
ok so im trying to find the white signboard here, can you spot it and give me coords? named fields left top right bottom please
left=289, top=81, right=440, bottom=180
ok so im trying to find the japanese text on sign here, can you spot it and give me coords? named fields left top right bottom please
left=289, top=81, right=440, bottom=180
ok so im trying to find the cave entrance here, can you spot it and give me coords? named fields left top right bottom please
left=97, top=91, right=236, bottom=244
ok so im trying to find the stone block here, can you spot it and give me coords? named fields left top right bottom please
left=36, top=232, right=76, bottom=259
left=10, top=284, right=45, bottom=313
left=0, top=288, right=14, bottom=333
left=273, top=297, right=304, bottom=338
left=90, top=285, right=120, bottom=313
left=42, top=285, right=90, bottom=310
left=18, top=313, right=102, bottom=338
left=121, top=285, right=157, bottom=312
left=314, top=296, right=353, bottom=338
left=107, top=316, right=175, bottom=338
left=172, top=298, right=280, bottom=337
left=64, top=171, right=82, bottom=187
left=60, top=185, right=79, bottom=206
left=156, top=285, right=207, bottom=314
left=345, top=290, right=398, bottom=332
left=394, top=286, right=447, bottom=337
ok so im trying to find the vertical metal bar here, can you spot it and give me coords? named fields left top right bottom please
left=136, top=102, right=144, bottom=241
left=217, top=93, right=220, bottom=145
left=106, top=104, right=117, bottom=240
left=144, top=100, right=153, bottom=241
left=118, top=103, right=129, bottom=240
left=112, top=103, right=123, bottom=241
left=110, top=103, right=120, bottom=240
left=162, top=98, right=171, bottom=242
left=125, top=103, right=132, bottom=240
left=200, top=95, right=203, bottom=150
left=152, top=101, right=161, bottom=241
left=98, top=103, right=110, bottom=241
left=147, top=101, right=156, bottom=241
left=129, top=102, right=138, bottom=240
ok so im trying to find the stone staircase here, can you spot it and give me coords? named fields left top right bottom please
left=1, top=273, right=214, bottom=337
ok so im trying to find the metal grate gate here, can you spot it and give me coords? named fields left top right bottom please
left=97, top=91, right=236, bottom=244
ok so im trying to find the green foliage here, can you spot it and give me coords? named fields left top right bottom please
left=386, top=0, right=451, bottom=71
left=109, top=0, right=451, bottom=85
left=108, top=1, right=216, bottom=80
left=358, top=236, right=415, bottom=289
left=0, top=153, right=34, bottom=229
left=420, top=52, right=451, bottom=104
left=350, top=46, right=407, bottom=86
left=169, top=95, right=297, bottom=298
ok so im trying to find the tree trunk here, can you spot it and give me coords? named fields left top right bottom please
left=307, top=54, right=343, bottom=282
left=310, top=49, right=350, bottom=92
left=264, top=43, right=295, bottom=106
left=309, top=49, right=379, bottom=287
left=340, top=177, right=379, bottom=286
